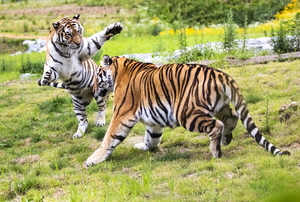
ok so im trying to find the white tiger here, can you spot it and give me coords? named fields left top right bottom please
left=38, top=14, right=122, bottom=138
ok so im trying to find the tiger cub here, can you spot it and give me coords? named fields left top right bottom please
left=38, top=15, right=122, bottom=138
left=85, top=55, right=290, bottom=166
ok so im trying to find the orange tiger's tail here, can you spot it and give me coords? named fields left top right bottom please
left=229, top=78, right=290, bottom=156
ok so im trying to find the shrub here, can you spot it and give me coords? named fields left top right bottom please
left=288, top=12, right=300, bottom=51
left=222, top=9, right=237, bottom=53
left=271, top=12, right=300, bottom=53
left=146, top=0, right=289, bottom=27
left=149, top=24, right=161, bottom=36
left=19, top=55, right=44, bottom=74
left=270, top=22, right=291, bottom=54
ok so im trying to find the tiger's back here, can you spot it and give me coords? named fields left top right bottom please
left=111, top=61, right=235, bottom=129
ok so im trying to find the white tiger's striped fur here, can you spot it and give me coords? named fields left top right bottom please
left=38, top=15, right=122, bottom=138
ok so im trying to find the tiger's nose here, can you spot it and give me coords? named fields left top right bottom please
left=73, top=34, right=82, bottom=46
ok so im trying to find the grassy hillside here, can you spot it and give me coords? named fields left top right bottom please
left=0, top=1, right=299, bottom=201
left=0, top=60, right=299, bottom=201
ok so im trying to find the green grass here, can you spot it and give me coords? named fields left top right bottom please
left=0, top=59, right=299, bottom=201
left=0, top=52, right=45, bottom=82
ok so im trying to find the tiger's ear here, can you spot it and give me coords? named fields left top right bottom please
left=73, top=14, right=80, bottom=20
left=101, top=55, right=112, bottom=68
left=52, top=22, right=60, bottom=30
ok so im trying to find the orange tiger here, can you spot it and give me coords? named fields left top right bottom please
left=86, top=55, right=290, bottom=166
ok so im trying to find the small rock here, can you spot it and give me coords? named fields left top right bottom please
left=279, top=101, right=299, bottom=122
left=20, top=73, right=36, bottom=79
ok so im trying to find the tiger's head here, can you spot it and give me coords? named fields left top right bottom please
left=50, top=14, right=83, bottom=49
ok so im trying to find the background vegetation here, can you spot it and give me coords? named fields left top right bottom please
left=146, top=0, right=290, bottom=27
left=0, top=0, right=300, bottom=201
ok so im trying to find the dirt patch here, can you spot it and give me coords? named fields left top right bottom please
left=285, top=141, right=300, bottom=150
left=0, top=3, right=119, bottom=18
left=124, top=135, right=144, bottom=147
left=0, top=34, right=47, bottom=40
left=11, top=155, right=39, bottom=165
left=193, top=51, right=300, bottom=67
left=52, top=188, right=67, bottom=201
left=0, top=80, right=18, bottom=86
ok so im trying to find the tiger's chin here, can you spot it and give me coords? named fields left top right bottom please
left=69, top=43, right=82, bottom=50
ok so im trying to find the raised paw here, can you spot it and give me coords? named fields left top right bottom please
left=134, top=142, right=149, bottom=151
left=104, top=22, right=123, bottom=39
left=38, top=79, right=49, bottom=86
left=38, top=79, right=43, bottom=86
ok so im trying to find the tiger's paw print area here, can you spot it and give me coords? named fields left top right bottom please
left=103, top=22, right=123, bottom=39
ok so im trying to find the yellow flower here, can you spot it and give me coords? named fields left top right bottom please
left=275, top=0, right=300, bottom=20
left=152, top=17, right=160, bottom=25
left=185, top=28, right=195, bottom=34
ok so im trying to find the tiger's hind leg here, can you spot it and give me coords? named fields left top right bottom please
left=183, top=115, right=224, bottom=158
left=215, top=105, right=238, bottom=146
left=72, top=95, right=92, bottom=138
left=204, top=119, right=224, bottom=158
left=134, top=125, right=164, bottom=151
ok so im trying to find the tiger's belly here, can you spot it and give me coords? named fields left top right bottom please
left=137, top=107, right=179, bottom=128
left=68, top=87, right=94, bottom=102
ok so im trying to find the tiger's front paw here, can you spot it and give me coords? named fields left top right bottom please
left=85, top=159, right=96, bottom=167
left=134, top=142, right=149, bottom=151
left=104, top=22, right=123, bottom=39
left=73, top=131, right=83, bottom=139
left=95, top=119, right=105, bottom=126
left=85, top=148, right=106, bottom=167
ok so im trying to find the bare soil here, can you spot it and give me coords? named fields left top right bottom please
left=0, top=3, right=119, bottom=17
left=11, top=155, right=39, bottom=165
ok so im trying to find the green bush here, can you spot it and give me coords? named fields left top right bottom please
left=271, top=22, right=291, bottom=54
left=222, top=9, right=237, bottom=53
left=287, top=12, right=300, bottom=51
left=146, top=0, right=289, bottom=27
left=19, top=55, right=44, bottom=74
left=271, top=12, right=300, bottom=54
